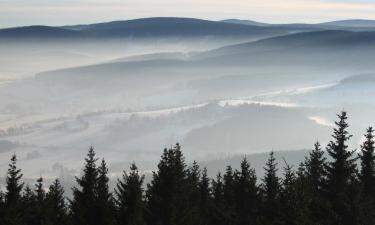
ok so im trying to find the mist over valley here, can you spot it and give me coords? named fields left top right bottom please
left=1, top=17, right=375, bottom=188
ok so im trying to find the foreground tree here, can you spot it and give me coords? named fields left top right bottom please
left=324, top=111, right=358, bottom=224
left=34, top=177, right=46, bottom=225
left=293, top=163, right=312, bottom=225
left=305, top=142, right=326, bottom=193
left=197, top=167, right=212, bottom=225
left=115, top=163, right=145, bottom=225
left=357, top=127, right=375, bottom=225
left=5, top=154, right=24, bottom=206
left=146, top=143, right=191, bottom=225
left=95, top=159, right=115, bottom=225
left=5, top=154, right=24, bottom=225
left=21, top=185, right=37, bottom=225
left=70, top=147, right=98, bottom=225
left=211, top=172, right=226, bottom=225
left=304, top=142, right=328, bottom=224
left=45, top=179, right=69, bottom=225
left=186, top=161, right=201, bottom=225
left=222, top=165, right=236, bottom=225
left=260, top=151, right=281, bottom=225
left=234, top=158, right=258, bottom=225
left=280, top=162, right=298, bottom=225
left=358, top=127, right=375, bottom=197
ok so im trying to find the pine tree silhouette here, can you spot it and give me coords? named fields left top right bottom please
left=34, top=177, right=46, bottom=225
left=280, top=160, right=298, bottom=225
left=197, top=167, right=212, bottom=225
left=186, top=161, right=201, bottom=225
left=146, top=143, right=191, bottom=225
left=71, top=146, right=99, bottom=225
left=357, top=127, right=375, bottom=225
left=234, top=158, right=258, bottom=225
left=358, top=127, right=375, bottom=196
left=304, top=142, right=328, bottom=224
left=115, top=163, right=146, bottom=225
left=305, top=142, right=326, bottom=193
left=45, top=179, right=69, bottom=225
left=324, top=111, right=358, bottom=225
left=95, top=159, right=115, bottom=225
left=22, top=185, right=37, bottom=225
left=293, top=163, right=311, bottom=225
left=260, top=151, right=281, bottom=225
left=5, top=154, right=24, bottom=205
left=5, top=154, right=24, bottom=225
left=223, top=165, right=236, bottom=225
left=211, top=172, right=226, bottom=225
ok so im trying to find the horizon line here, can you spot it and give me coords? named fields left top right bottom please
left=1, top=16, right=374, bottom=29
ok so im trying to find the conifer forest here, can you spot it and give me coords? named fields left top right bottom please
left=1, top=111, right=375, bottom=225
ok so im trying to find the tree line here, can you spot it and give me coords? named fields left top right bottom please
left=1, top=111, right=375, bottom=225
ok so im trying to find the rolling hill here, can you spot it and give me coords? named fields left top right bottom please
left=35, top=29, right=375, bottom=81
left=0, top=26, right=82, bottom=39
left=222, top=18, right=375, bottom=31
left=193, top=30, right=375, bottom=68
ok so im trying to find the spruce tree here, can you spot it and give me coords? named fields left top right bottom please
left=233, top=158, right=258, bottom=225
left=146, top=143, right=191, bottom=225
left=305, top=142, right=326, bottom=192
left=304, top=142, right=328, bottom=224
left=34, top=177, right=46, bottom=225
left=115, top=163, right=145, bottom=225
left=95, top=159, right=115, bottom=225
left=280, top=161, right=298, bottom=225
left=186, top=161, right=201, bottom=225
left=71, top=146, right=98, bottom=225
left=22, top=185, right=37, bottom=225
left=358, top=127, right=375, bottom=197
left=293, top=163, right=312, bottom=225
left=212, top=172, right=224, bottom=207
left=324, top=111, right=358, bottom=224
left=5, top=154, right=24, bottom=205
left=223, top=165, right=236, bottom=224
left=260, top=151, right=281, bottom=225
left=357, top=127, right=375, bottom=225
left=45, top=179, right=69, bottom=225
left=5, top=154, right=24, bottom=225
left=35, top=177, right=45, bottom=203
left=197, top=167, right=212, bottom=225
left=211, top=172, right=225, bottom=225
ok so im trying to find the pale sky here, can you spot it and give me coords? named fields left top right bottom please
left=1, top=0, right=375, bottom=28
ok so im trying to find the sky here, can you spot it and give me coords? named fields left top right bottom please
left=1, top=0, right=375, bottom=28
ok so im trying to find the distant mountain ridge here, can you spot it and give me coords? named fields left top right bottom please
left=2, top=17, right=375, bottom=40
left=0, top=17, right=289, bottom=40
left=221, top=18, right=375, bottom=30
left=0, top=25, right=81, bottom=38
left=221, top=19, right=269, bottom=26
left=319, top=19, right=375, bottom=27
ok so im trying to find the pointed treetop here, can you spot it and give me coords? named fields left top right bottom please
left=6, top=154, right=24, bottom=205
